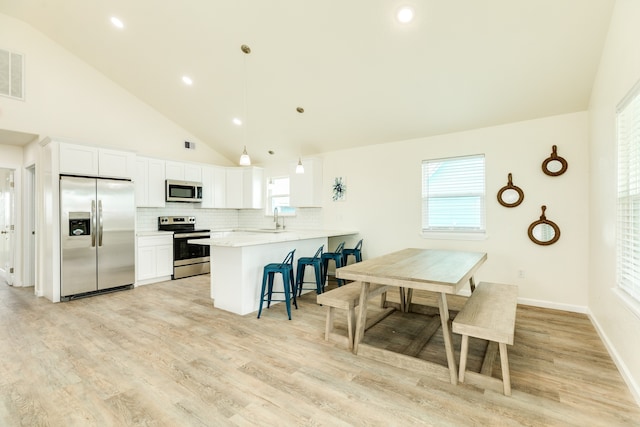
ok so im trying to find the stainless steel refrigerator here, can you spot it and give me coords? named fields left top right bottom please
left=60, top=175, right=135, bottom=298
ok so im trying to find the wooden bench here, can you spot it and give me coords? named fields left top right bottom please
left=452, top=281, right=518, bottom=396
left=316, top=281, right=391, bottom=349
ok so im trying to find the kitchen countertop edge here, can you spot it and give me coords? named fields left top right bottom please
left=192, top=229, right=358, bottom=247
left=136, top=230, right=174, bottom=237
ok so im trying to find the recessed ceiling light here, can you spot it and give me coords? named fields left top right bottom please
left=232, top=118, right=242, bottom=126
left=110, top=16, right=124, bottom=29
left=182, top=75, right=193, bottom=86
left=397, top=6, right=415, bottom=23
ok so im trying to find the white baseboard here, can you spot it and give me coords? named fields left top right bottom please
left=587, top=308, right=640, bottom=407
left=516, top=297, right=588, bottom=313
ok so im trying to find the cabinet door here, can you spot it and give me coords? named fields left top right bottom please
left=213, top=166, right=226, bottom=208
left=165, top=161, right=184, bottom=180
left=98, top=148, right=136, bottom=179
left=156, top=245, right=174, bottom=277
left=225, top=168, right=244, bottom=208
left=201, top=166, right=215, bottom=208
left=137, top=246, right=156, bottom=281
left=184, top=164, right=202, bottom=182
left=137, top=235, right=173, bottom=282
left=243, top=166, right=263, bottom=209
left=147, top=159, right=166, bottom=207
left=165, top=161, right=202, bottom=182
left=135, top=157, right=166, bottom=208
left=59, top=143, right=99, bottom=176
left=135, top=158, right=149, bottom=207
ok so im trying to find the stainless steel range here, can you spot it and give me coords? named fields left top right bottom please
left=158, top=216, right=210, bottom=279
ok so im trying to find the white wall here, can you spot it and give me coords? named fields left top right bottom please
left=588, top=0, right=640, bottom=404
left=320, top=112, right=590, bottom=310
left=0, top=13, right=232, bottom=165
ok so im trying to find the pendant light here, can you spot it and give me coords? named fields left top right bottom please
left=295, top=107, right=305, bottom=174
left=240, top=146, right=251, bottom=166
left=239, top=44, right=252, bottom=166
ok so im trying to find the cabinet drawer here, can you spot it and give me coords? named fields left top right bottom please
left=138, top=235, right=173, bottom=247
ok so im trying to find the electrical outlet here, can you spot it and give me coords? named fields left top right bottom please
left=518, top=270, right=525, bottom=279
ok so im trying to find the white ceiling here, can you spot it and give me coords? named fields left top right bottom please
left=0, top=0, right=615, bottom=165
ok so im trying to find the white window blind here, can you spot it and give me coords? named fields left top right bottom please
left=421, top=154, right=485, bottom=233
left=617, top=81, right=640, bottom=303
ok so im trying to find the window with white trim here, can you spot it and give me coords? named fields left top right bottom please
left=266, top=176, right=295, bottom=216
left=616, top=80, right=640, bottom=304
left=421, top=154, right=486, bottom=235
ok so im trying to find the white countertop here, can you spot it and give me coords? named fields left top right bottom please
left=192, top=229, right=358, bottom=247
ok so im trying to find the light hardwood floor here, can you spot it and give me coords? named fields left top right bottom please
left=1, top=276, right=639, bottom=426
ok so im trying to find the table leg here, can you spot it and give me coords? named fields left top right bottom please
left=405, top=288, right=413, bottom=312
left=438, top=292, right=458, bottom=385
left=353, top=281, right=371, bottom=354
left=469, top=276, right=476, bottom=293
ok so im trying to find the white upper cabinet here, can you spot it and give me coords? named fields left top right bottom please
left=201, top=165, right=227, bottom=208
left=225, top=168, right=244, bottom=209
left=135, top=157, right=166, bottom=208
left=225, top=166, right=263, bottom=209
left=59, top=143, right=135, bottom=179
left=290, top=157, right=323, bottom=207
left=99, top=148, right=136, bottom=179
left=243, top=166, right=263, bottom=209
left=165, top=161, right=202, bottom=182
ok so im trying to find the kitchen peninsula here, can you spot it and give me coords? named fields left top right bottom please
left=192, top=230, right=358, bottom=315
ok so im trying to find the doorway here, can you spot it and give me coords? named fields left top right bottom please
left=0, top=167, right=15, bottom=286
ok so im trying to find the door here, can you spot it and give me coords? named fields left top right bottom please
left=0, top=168, right=15, bottom=286
left=96, top=178, right=134, bottom=290
left=60, top=176, right=97, bottom=296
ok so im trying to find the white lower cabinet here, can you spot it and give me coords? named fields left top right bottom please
left=136, top=234, right=173, bottom=285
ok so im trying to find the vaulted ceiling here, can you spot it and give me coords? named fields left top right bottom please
left=0, top=0, right=615, bottom=165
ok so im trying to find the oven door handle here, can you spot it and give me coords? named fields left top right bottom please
left=174, top=232, right=210, bottom=239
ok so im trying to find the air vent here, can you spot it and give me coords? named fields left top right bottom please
left=184, top=141, right=196, bottom=150
left=0, top=49, right=24, bottom=100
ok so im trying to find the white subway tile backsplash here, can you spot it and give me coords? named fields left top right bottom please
left=238, top=208, right=322, bottom=230
left=136, top=206, right=322, bottom=231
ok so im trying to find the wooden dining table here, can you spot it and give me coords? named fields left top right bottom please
left=336, top=248, right=487, bottom=385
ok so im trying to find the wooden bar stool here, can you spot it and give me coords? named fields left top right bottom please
left=342, top=239, right=363, bottom=265
left=257, top=249, right=297, bottom=320
left=295, top=245, right=324, bottom=296
left=321, top=242, right=345, bottom=288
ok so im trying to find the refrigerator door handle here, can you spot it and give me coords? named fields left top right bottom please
left=98, top=200, right=103, bottom=247
left=91, top=200, right=96, bottom=247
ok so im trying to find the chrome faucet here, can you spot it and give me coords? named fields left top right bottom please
left=274, top=207, right=284, bottom=230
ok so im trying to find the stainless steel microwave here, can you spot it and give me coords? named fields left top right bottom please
left=166, top=180, right=203, bottom=203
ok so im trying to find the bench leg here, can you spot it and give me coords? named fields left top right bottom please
left=379, top=291, right=387, bottom=308
left=353, top=281, right=370, bottom=354
left=347, top=307, right=355, bottom=350
left=499, top=342, right=511, bottom=396
left=459, top=334, right=469, bottom=383
left=324, top=306, right=334, bottom=341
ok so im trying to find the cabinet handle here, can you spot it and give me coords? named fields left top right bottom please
left=91, top=200, right=96, bottom=247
